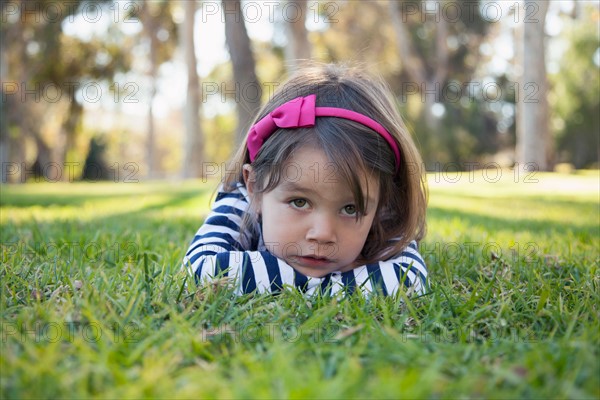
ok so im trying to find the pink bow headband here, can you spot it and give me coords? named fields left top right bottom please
left=247, top=94, right=401, bottom=172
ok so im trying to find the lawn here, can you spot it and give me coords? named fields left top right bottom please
left=1, top=170, right=599, bottom=399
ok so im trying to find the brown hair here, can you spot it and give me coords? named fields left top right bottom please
left=224, top=63, right=427, bottom=264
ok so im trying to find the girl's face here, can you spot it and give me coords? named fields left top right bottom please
left=244, top=146, right=380, bottom=278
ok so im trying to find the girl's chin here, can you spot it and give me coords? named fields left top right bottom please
left=287, top=259, right=354, bottom=278
left=285, top=260, right=334, bottom=278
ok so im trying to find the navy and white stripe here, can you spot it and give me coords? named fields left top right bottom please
left=183, top=184, right=428, bottom=297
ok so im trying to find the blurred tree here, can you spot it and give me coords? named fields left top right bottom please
left=389, top=0, right=449, bottom=132
left=182, top=0, right=204, bottom=178
left=284, top=0, right=311, bottom=69
left=137, top=0, right=178, bottom=178
left=199, top=37, right=284, bottom=167
left=1, top=1, right=28, bottom=182
left=223, top=0, right=261, bottom=145
left=310, top=2, right=398, bottom=69
left=550, top=4, right=599, bottom=168
left=0, top=0, right=131, bottom=182
left=1, top=0, right=64, bottom=182
left=305, top=1, right=495, bottom=167
left=516, top=0, right=552, bottom=171
left=388, top=1, right=493, bottom=168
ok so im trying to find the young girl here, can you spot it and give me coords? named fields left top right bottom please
left=183, top=64, right=428, bottom=297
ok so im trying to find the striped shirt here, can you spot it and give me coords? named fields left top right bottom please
left=183, top=184, right=427, bottom=297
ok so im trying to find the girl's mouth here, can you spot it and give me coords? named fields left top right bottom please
left=295, top=255, right=333, bottom=268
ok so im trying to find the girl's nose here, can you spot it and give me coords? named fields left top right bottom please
left=305, top=214, right=337, bottom=244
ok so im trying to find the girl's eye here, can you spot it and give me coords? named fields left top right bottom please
left=290, top=199, right=308, bottom=209
left=342, top=205, right=357, bottom=216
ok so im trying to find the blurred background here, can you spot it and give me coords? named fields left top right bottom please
left=1, top=0, right=598, bottom=183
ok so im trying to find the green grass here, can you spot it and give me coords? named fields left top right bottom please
left=1, top=171, right=599, bottom=399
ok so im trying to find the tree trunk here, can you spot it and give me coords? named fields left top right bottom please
left=182, top=0, right=204, bottom=178
left=141, top=2, right=160, bottom=179
left=147, top=78, right=156, bottom=179
left=0, top=115, right=8, bottom=183
left=32, top=134, right=54, bottom=181
left=223, top=0, right=261, bottom=145
left=516, top=0, right=552, bottom=171
left=2, top=8, right=30, bottom=183
left=59, top=100, right=82, bottom=175
left=285, top=0, right=311, bottom=70
left=0, top=8, right=13, bottom=183
left=388, top=1, right=426, bottom=85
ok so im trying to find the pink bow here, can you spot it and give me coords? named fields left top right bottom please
left=246, top=94, right=401, bottom=171
left=247, top=95, right=317, bottom=161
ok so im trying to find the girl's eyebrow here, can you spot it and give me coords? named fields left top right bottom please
left=279, top=181, right=315, bottom=194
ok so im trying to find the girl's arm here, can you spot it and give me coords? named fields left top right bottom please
left=183, top=185, right=427, bottom=296
left=343, top=242, right=428, bottom=296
